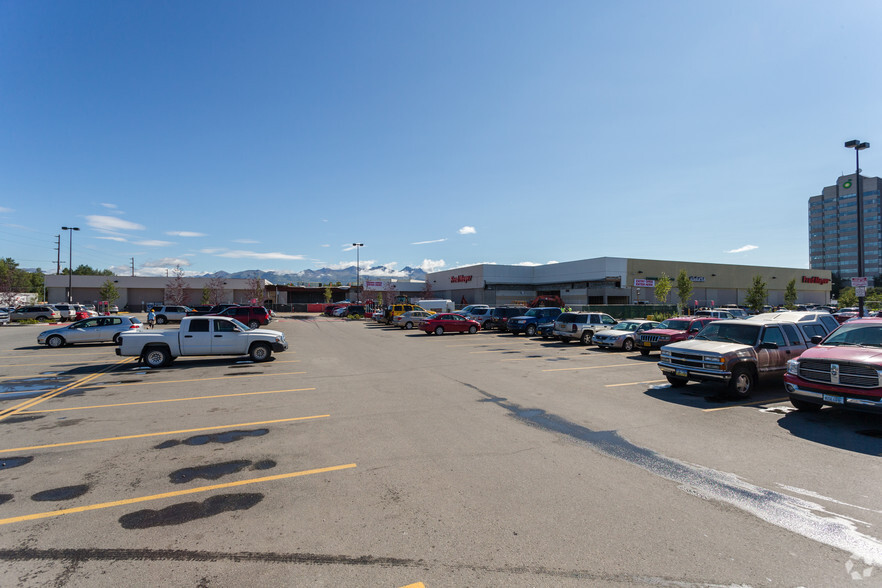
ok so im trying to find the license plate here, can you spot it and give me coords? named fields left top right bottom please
left=823, top=394, right=844, bottom=404
left=675, top=370, right=687, bottom=377
left=642, top=341, right=651, bottom=347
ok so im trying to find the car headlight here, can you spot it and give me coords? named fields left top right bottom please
left=658, top=335, right=670, bottom=341
left=786, top=359, right=799, bottom=375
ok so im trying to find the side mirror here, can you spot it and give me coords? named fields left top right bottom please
left=759, top=342, right=779, bottom=350
left=810, top=335, right=823, bottom=344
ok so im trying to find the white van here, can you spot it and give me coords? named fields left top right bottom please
left=416, top=299, right=455, bottom=313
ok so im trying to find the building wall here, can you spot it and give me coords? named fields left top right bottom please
left=809, top=174, right=882, bottom=281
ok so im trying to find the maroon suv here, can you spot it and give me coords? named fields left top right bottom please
left=209, top=306, right=272, bottom=329
left=635, top=316, right=717, bottom=356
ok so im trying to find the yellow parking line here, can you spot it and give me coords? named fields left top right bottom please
left=702, top=397, right=789, bottom=412
left=605, top=379, right=668, bottom=387
left=0, top=415, right=330, bottom=454
left=542, top=363, right=633, bottom=372
left=95, top=372, right=307, bottom=388
left=0, top=357, right=135, bottom=422
left=0, top=358, right=116, bottom=367
left=21, top=388, right=318, bottom=414
left=0, top=370, right=110, bottom=380
left=400, top=584, right=426, bottom=588
left=1, top=351, right=115, bottom=359
left=0, top=463, right=356, bottom=526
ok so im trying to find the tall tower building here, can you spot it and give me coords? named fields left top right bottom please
left=809, top=174, right=882, bottom=280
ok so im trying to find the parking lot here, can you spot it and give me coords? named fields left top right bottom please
left=0, top=316, right=880, bottom=586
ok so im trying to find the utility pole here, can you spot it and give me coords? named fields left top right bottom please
left=131, top=258, right=135, bottom=277
left=54, top=235, right=61, bottom=274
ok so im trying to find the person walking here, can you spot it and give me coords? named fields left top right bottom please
left=147, top=308, right=155, bottom=329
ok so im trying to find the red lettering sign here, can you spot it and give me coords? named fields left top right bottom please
left=801, top=276, right=830, bottom=285
left=450, top=275, right=473, bottom=284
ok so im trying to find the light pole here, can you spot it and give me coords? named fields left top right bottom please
left=61, top=226, right=80, bottom=303
left=352, top=243, right=364, bottom=303
left=845, top=140, right=870, bottom=317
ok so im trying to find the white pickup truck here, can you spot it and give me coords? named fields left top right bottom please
left=116, top=316, right=288, bottom=367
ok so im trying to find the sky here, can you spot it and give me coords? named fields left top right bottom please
left=2, top=1, right=882, bottom=278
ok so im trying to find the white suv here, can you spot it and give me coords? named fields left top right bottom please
left=153, top=305, right=193, bottom=324
left=52, top=303, right=79, bottom=322
left=553, top=312, right=618, bottom=344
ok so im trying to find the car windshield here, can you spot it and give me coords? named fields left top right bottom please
left=230, top=318, right=252, bottom=330
left=822, top=324, right=882, bottom=347
left=524, top=309, right=541, bottom=317
left=694, top=322, right=760, bottom=345
left=610, top=322, right=639, bottom=331
left=657, top=319, right=690, bottom=330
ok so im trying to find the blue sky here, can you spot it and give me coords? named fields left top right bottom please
left=2, top=1, right=881, bottom=277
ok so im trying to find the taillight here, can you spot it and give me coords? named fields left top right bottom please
left=571, top=325, right=576, bottom=332
left=129, top=324, right=139, bottom=329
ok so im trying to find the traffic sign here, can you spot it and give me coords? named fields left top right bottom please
left=852, top=277, right=868, bottom=288
left=856, top=286, right=867, bottom=297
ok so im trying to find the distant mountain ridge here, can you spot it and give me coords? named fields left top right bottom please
left=200, top=265, right=427, bottom=285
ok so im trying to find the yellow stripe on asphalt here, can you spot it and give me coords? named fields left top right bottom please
left=0, top=357, right=135, bottom=422
left=702, top=397, right=789, bottom=412
left=21, top=388, right=318, bottom=414
left=0, top=463, right=356, bottom=526
left=605, top=379, right=668, bottom=387
left=0, top=415, right=329, bottom=454
left=542, top=363, right=633, bottom=372
left=93, top=372, right=307, bottom=389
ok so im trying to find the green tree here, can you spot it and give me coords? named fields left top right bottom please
left=744, top=275, right=768, bottom=313
left=654, top=273, right=672, bottom=304
left=784, top=278, right=798, bottom=310
left=98, top=279, right=120, bottom=305
left=201, top=284, right=211, bottom=305
left=675, top=269, right=693, bottom=312
left=837, top=287, right=857, bottom=308
left=323, top=284, right=332, bottom=303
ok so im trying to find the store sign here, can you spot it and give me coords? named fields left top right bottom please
left=364, top=281, right=383, bottom=288
left=803, top=276, right=832, bottom=285
left=689, top=276, right=705, bottom=282
left=634, top=278, right=655, bottom=287
left=450, top=275, right=473, bottom=284
left=850, top=277, right=867, bottom=287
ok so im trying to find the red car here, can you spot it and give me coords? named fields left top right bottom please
left=635, top=316, right=718, bottom=355
left=419, top=313, right=481, bottom=335
left=784, top=317, right=882, bottom=413
left=208, top=306, right=272, bottom=329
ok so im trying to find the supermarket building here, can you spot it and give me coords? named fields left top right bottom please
left=425, top=257, right=832, bottom=308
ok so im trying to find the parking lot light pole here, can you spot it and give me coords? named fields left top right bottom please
left=845, top=140, right=870, bottom=317
left=61, top=226, right=80, bottom=303
left=352, top=243, right=364, bottom=303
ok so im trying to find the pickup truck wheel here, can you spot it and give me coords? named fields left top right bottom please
left=468, top=325, right=477, bottom=334
left=666, top=375, right=688, bottom=387
left=144, top=347, right=171, bottom=368
left=622, top=338, right=635, bottom=352
left=249, top=342, right=272, bottom=362
left=248, top=320, right=260, bottom=329
left=580, top=331, right=593, bottom=345
left=156, top=316, right=168, bottom=325
left=46, top=335, right=65, bottom=348
left=434, top=326, right=444, bottom=335
left=728, top=365, right=756, bottom=398
left=790, top=397, right=823, bottom=412
left=525, top=324, right=536, bottom=336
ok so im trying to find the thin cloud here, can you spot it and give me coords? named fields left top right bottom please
left=200, top=248, right=225, bottom=254
left=458, top=226, right=476, bottom=235
left=412, top=238, right=447, bottom=245
left=100, top=203, right=117, bottom=209
left=514, top=261, right=541, bottom=267
left=0, top=207, right=13, bottom=214
left=86, top=215, right=145, bottom=232
left=166, top=231, right=207, bottom=237
left=96, top=236, right=128, bottom=242
left=217, top=250, right=305, bottom=260
left=726, top=245, right=759, bottom=254
left=233, top=239, right=259, bottom=244
left=143, top=258, right=192, bottom=268
left=134, top=240, right=174, bottom=247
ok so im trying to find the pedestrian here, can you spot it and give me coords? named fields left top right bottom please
left=147, top=308, right=155, bottom=329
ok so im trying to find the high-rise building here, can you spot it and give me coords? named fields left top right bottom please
left=809, top=174, right=882, bottom=281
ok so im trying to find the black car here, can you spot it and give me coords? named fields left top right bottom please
left=489, top=306, right=529, bottom=331
left=187, top=303, right=239, bottom=316
left=341, top=305, right=366, bottom=317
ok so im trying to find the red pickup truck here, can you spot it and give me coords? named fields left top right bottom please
left=784, top=317, right=882, bottom=413
left=635, top=316, right=718, bottom=356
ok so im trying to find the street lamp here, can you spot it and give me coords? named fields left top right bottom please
left=352, top=243, right=364, bottom=303
left=845, top=140, right=870, bottom=317
left=61, top=226, right=80, bottom=303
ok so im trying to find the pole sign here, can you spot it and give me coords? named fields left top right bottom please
left=852, top=277, right=868, bottom=288
left=856, top=286, right=867, bottom=297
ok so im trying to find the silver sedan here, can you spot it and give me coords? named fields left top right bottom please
left=592, top=319, right=660, bottom=351
left=38, top=316, right=143, bottom=347
left=394, top=310, right=435, bottom=329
